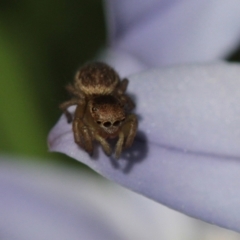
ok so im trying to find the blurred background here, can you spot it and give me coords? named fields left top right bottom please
left=0, top=0, right=106, bottom=167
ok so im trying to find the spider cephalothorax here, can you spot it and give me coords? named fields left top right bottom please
left=89, top=95, right=126, bottom=135
left=59, top=62, right=138, bottom=159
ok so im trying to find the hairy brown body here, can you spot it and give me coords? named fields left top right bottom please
left=59, top=62, right=138, bottom=159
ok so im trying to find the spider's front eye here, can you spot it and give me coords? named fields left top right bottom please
left=92, top=107, right=97, bottom=112
left=96, top=121, right=101, bottom=125
left=113, top=121, right=120, bottom=127
left=103, top=122, right=111, bottom=128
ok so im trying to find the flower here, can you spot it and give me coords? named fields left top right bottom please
left=49, top=0, right=240, bottom=233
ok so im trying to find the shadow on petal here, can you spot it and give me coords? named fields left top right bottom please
left=109, top=131, right=148, bottom=174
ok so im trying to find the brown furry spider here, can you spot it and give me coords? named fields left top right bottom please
left=59, top=62, right=138, bottom=159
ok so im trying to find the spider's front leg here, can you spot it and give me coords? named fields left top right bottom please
left=73, top=102, right=94, bottom=156
left=115, top=131, right=124, bottom=159
left=94, top=134, right=112, bottom=156
left=115, top=114, right=138, bottom=159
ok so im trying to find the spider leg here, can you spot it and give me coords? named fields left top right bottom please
left=117, top=78, right=135, bottom=111
left=59, top=99, right=79, bottom=123
left=115, top=131, right=124, bottom=159
left=118, top=78, right=129, bottom=94
left=66, top=83, right=85, bottom=98
left=73, top=103, right=94, bottom=155
left=121, top=114, right=138, bottom=149
left=73, top=120, right=93, bottom=155
left=119, top=95, right=135, bottom=111
left=95, top=134, right=112, bottom=156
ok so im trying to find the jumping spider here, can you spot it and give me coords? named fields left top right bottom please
left=59, top=62, right=138, bottom=159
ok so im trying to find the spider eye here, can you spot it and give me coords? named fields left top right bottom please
left=103, top=122, right=111, bottom=128
left=92, top=107, right=97, bottom=112
left=113, top=121, right=120, bottom=127
left=96, top=121, right=101, bottom=124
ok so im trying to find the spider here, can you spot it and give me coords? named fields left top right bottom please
left=59, top=62, right=138, bottom=159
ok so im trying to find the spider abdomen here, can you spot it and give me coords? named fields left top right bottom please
left=74, top=62, right=119, bottom=95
